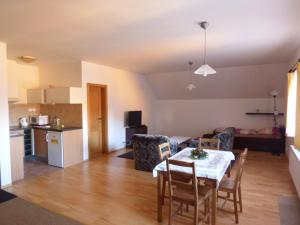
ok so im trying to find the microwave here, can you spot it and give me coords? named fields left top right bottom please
left=30, top=115, right=49, bottom=125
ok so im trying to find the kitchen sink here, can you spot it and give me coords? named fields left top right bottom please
left=33, top=125, right=51, bottom=128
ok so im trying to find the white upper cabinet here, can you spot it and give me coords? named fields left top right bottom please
left=45, top=87, right=82, bottom=104
left=7, top=60, right=39, bottom=103
left=27, top=88, right=45, bottom=104
left=7, top=71, right=19, bottom=101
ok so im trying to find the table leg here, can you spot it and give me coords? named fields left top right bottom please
left=157, top=171, right=162, bottom=222
left=211, top=184, right=217, bottom=225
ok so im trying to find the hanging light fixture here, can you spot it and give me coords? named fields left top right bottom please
left=194, top=21, right=216, bottom=76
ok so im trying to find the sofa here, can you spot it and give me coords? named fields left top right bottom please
left=216, top=127, right=236, bottom=151
left=132, top=134, right=178, bottom=171
left=201, top=127, right=236, bottom=151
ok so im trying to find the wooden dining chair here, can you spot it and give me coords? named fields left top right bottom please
left=199, top=138, right=220, bottom=150
left=158, top=142, right=172, bottom=205
left=217, top=148, right=248, bottom=224
left=158, top=142, right=172, bottom=161
left=166, top=158, right=212, bottom=225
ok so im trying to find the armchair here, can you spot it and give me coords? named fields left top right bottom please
left=132, top=134, right=178, bottom=171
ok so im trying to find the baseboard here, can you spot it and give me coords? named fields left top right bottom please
left=1, top=183, right=12, bottom=189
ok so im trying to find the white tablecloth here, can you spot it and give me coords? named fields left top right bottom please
left=153, top=147, right=235, bottom=185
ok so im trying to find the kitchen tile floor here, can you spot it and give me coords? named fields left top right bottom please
left=24, top=157, right=61, bottom=179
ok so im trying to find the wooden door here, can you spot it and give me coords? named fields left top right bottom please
left=88, top=84, right=107, bottom=157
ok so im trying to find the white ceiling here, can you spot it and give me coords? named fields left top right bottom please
left=0, top=0, right=299, bottom=74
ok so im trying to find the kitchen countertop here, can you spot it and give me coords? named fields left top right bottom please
left=31, top=126, right=82, bottom=132
left=10, top=126, right=31, bottom=131
left=10, top=133, right=25, bottom=138
left=9, top=129, right=25, bottom=138
left=10, top=125, right=82, bottom=132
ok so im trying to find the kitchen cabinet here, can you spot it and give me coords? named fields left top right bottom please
left=7, top=71, right=19, bottom=102
left=63, top=129, right=83, bottom=167
left=47, top=129, right=83, bottom=168
left=10, top=136, right=24, bottom=182
left=33, top=128, right=48, bottom=161
left=45, top=87, right=82, bottom=104
left=7, top=60, right=39, bottom=103
left=27, top=88, right=45, bottom=104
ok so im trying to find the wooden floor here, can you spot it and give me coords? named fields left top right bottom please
left=5, top=150, right=298, bottom=225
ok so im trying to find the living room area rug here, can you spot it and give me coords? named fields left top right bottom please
left=118, top=151, right=134, bottom=159
left=0, top=189, right=16, bottom=203
left=278, top=196, right=300, bottom=225
left=0, top=197, right=82, bottom=225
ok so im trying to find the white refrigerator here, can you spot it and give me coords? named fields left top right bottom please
left=47, top=131, right=64, bottom=168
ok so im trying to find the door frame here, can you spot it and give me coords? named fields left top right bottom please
left=87, top=83, right=108, bottom=156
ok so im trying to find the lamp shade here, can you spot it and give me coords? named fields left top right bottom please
left=194, top=64, right=216, bottom=76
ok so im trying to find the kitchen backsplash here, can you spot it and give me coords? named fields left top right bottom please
left=9, top=103, right=82, bottom=127
left=9, top=103, right=40, bottom=126
left=40, top=104, right=82, bottom=127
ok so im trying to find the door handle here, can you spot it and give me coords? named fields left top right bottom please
left=46, top=133, right=49, bottom=142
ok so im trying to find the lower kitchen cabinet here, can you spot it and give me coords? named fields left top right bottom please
left=10, top=136, right=24, bottom=182
left=33, top=128, right=48, bottom=161
left=63, top=129, right=83, bottom=168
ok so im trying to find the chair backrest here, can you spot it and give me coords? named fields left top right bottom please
left=166, top=159, right=198, bottom=201
left=234, top=148, right=248, bottom=188
left=199, top=138, right=220, bottom=150
left=158, top=142, right=171, bottom=161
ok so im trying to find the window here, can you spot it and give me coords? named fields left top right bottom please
left=286, top=70, right=297, bottom=137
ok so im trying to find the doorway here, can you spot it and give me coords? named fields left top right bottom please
left=87, top=83, right=108, bottom=158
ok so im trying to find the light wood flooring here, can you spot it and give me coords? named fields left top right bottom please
left=5, top=150, right=298, bottom=225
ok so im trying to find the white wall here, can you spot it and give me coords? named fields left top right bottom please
left=155, top=98, right=285, bottom=137
left=7, top=60, right=39, bottom=103
left=81, top=61, right=156, bottom=159
left=0, top=43, right=11, bottom=186
left=146, top=63, right=288, bottom=100
left=39, top=61, right=82, bottom=88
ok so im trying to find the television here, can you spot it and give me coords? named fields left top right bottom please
left=128, top=111, right=142, bottom=127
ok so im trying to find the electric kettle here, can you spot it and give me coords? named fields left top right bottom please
left=19, top=117, right=29, bottom=127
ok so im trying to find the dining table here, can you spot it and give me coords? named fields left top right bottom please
left=153, top=147, right=235, bottom=225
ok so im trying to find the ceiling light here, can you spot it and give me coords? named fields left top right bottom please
left=270, top=90, right=279, bottom=97
left=18, top=55, right=37, bottom=63
left=187, top=83, right=196, bottom=91
left=194, top=21, right=216, bottom=76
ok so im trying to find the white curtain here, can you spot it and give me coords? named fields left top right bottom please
left=286, top=70, right=297, bottom=137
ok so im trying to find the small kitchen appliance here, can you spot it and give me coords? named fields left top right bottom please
left=19, top=117, right=29, bottom=127
left=30, top=115, right=49, bottom=125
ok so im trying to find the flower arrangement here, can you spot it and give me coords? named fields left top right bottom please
left=190, top=148, right=208, bottom=160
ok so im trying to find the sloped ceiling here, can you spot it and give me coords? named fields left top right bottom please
left=0, top=0, right=299, bottom=74
left=145, top=64, right=288, bottom=99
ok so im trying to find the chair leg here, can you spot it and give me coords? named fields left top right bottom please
left=227, top=164, right=231, bottom=177
left=233, top=192, right=239, bottom=224
left=168, top=197, right=173, bottom=225
left=238, top=185, right=243, bottom=212
left=205, top=198, right=210, bottom=225
left=204, top=199, right=207, bottom=223
left=162, top=176, right=166, bottom=205
left=227, top=191, right=231, bottom=199
left=194, top=205, right=199, bottom=225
